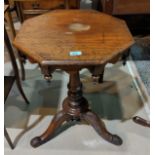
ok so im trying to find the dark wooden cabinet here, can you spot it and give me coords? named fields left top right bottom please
left=15, top=0, right=80, bottom=22
left=21, top=0, right=79, bottom=10
left=101, top=0, right=150, bottom=15
left=99, top=0, right=150, bottom=35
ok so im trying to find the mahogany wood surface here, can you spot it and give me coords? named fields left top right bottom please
left=14, top=10, right=134, bottom=66
left=14, top=10, right=134, bottom=148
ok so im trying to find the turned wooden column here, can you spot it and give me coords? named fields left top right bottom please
left=63, top=70, right=89, bottom=118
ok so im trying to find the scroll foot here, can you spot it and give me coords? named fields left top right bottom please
left=81, top=111, right=122, bottom=145
left=31, top=111, right=71, bottom=147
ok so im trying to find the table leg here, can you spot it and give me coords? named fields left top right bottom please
left=30, top=111, right=72, bottom=147
left=81, top=111, right=122, bottom=145
left=31, top=70, right=122, bottom=147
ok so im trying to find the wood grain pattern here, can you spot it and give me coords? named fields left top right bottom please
left=13, top=10, right=134, bottom=66
left=13, top=10, right=134, bottom=147
left=113, top=0, right=150, bottom=15
left=101, top=0, right=150, bottom=15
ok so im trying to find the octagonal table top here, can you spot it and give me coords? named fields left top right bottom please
left=13, top=10, right=134, bottom=66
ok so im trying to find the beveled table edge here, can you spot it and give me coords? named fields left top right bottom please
left=40, top=41, right=135, bottom=67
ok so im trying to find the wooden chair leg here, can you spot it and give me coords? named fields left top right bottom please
left=17, top=52, right=26, bottom=81
left=16, top=79, right=29, bottom=104
left=4, top=127, right=14, bottom=149
left=122, top=49, right=130, bottom=65
left=133, top=116, right=150, bottom=128
left=20, top=59, right=25, bottom=81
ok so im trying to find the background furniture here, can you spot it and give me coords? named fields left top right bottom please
left=133, top=116, right=150, bottom=128
left=4, top=26, right=29, bottom=105
left=4, top=23, right=30, bottom=148
left=4, top=5, right=29, bottom=104
left=13, top=0, right=80, bottom=22
left=13, top=10, right=134, bottom=148
left=99, top=0, right=150, bottom=35
left=4, top=4, right=27, bottom=81
left=100, top=0, right=149, bottom=15
left=4, top=5, right=16, bottom=41
left=4, top=7, right=30, bottom=148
